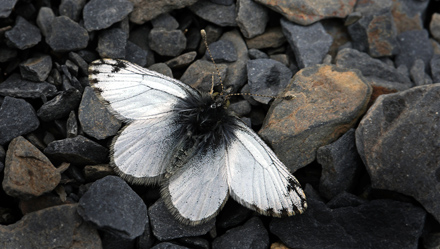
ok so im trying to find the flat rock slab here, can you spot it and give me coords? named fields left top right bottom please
left=0, top=204, right=101, bottom=249
left=259, top=64, right=372, bottom=171
left=3, top=136, right=61, bottom=199
left=356, top=83, right=440, bottom=223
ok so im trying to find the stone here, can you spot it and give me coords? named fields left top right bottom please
left=431, top=13, right=440, bottom=43
left=259, top=64, right=372, bottom=171
left=19, top=55, right=52, bottom=82
left=151, top=13, right=179, bottom=30
left=149, top=63, right=173, bottom=78
left=344, top=11, right=362, bottom=26
left=180, top=60, right=228, bottom=93
left=125, top=41, right=149, bottom=67
left=151, top=243, right=189, bottom=249
left=165, top=51, right=197, bottom=69
left=0, top=47, right=17, bottom=63
left=44, top=135, right=109, bottom=165
left=0, top=204, right=101, bottom=248
left=37, top=88, right=82, bottom=122
left=356, top=83, right=440, bottom=223
left=212, top=217, right=269, bottom=249
left=5, top=16, right=41, bottom=50
left=326, top=191, right=366, bottom=209
left=431, top=54, right=440, bottom=83
left=236, top=0, right=269, bottom=39
left=36, top=7, right=55, bottom=37
left=280, top=18, right=333, bottom=68
left=197, top=25, right=223, bottom=54
left=97, top=28, right=127, bottom=59
left=391, top=0, right=430, bottom=34
left=247, top=59, right=292, bottom=104
left=228, top=100, right=252, bottom=117
left=68, top=52, right=88, bottom=76
left=255, top=0, right=355, bottom=25
left=395, top=30, right=433, bottom=72
left=322, top=19, right=351, bottom=58
left=189, top=0, right=237, bottom=27
left=59, top=0, right=86, bottom=22
left=317, top=129, right=363, bottom=200
left=410, top=59, right=432, bottom=86
left=216, top=200, right=253, bottom=229
left=66, top=111, right=78, bottom=138
left=0, top=0, right=17, bottom=18
left=46, top=16, right=89, bottom=52
left=3, top=136, right=61, bottom=199
left=0, top=97, right=39, bottom=145
left=205, top=40, right=237, bottom=63
left=248, top=49, right=269, bottom=59
left=78, top=176, right=147, bottom=239
left=83, top=164, right=116, bottom=182
left=245, top=27, right=286, bottom=49
left=347, top=0, right=399, bottom=57
left=129, top=0, right=198, bottom=24
left=148, top=29, right=186, bottom=57
left=270, top=189, right=426, bottom=248
left=83, top=0, right=133, bottom=31
left=149, top=199, right=215, bottom=241
left=128, top=26, right=155, bottom=66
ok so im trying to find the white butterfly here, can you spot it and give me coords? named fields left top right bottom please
left=89, top=58, right=307, bottom=225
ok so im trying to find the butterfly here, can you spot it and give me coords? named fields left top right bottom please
left=89, top=58, right=307, bottom=225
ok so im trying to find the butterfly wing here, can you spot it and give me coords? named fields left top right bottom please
left=89, top=59, right=200, bottom=121
left=226, top=118, right=307, bottom=216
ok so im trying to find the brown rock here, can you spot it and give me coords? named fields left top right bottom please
left=129, top=0, right=198, bottom=24
left=245, top=27, right=286, bottom=50
left=259, top=64, right=372, bottom=171
left=83, top=164, right=116, bottom=182
left=180, top=59, right=228, bottom=93
left=3, top=136, right=61, bottom=199
left=391, top=0, right=429, bottom=34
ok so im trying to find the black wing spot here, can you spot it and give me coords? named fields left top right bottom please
left=266, top=207, right=275, bottom=216
left=89, top=69, right=100, bottom=75
left=90, top=78, right=99, bottom=84
left=280, top=207, right=289, bottom=217
left=286, top=177, right=298, bottom=192
left=111, top=60, right=127, bottom=73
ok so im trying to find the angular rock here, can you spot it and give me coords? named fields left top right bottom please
left=97, top=28, right=127, bottom=59
left=432, top=13, right=440, bottom=43
left=78, top=176, right=147, bottom=239
left=149, top=63, right=173, bottom=78
left=149, top=199, right=215, bottom=241
left=317, top=129, right=363, bottom=200
left=431, top=54, right=440, bottom=83
left=0, top=97, right=39, bottom=145
left=152, top=243, right=189, bottom=249
left=181, top=59, right=228, bottom=93
left=151, top=13, right=179, bottom=30
left=83, top=164, right=116, bottom=182
left=0, top=74, right=57, bottom=99
left=248, top=49, right=269, bottom=59
left=125, top=41, right=149, bottom=67
left=410, top=59, right=432, bottom=86
left=205, top=40, right=237, bottom=63
left=348, top=0, right=399, bottom=57
left=270, top=191, right=426, bottom=248
left=36, top=7, right=55, bottom=37
left=391, top=0, right=430, bottom=34
left=395, top=30, right=433, bottom=72
left=46, top=16, right=89, bottom=52
left=19, top=55, right=52, bottom=82
left=0, top=47, right=17, bottom=63
left=165, top=51, right=197, bottom=69
left=255, top=0, right=355, bottom=25
left=66, top=111, right=78, bottom=138
left=245, top=27, right=286, bottom=49
left=281, top=18, right=332, bottom=68
left=68, top=52, right=89, bottom=76
left=356, top=83, right=440, bottom=223
left=59, top=0, right=86, bottom=22
left=3, top=136, right=61, bottom=199
left=213, top=217, right=269, bottom=249
left=44, top=135, right=109, bottom=165
left=236, top=0, right=269, bottom=39
left=0, top=204, right=101, bottom=249
left=83, top=0, right=133, bottom=31
left=37, top=88, right=82, bottom=122
left=129, top=0, right=198, bottom=24
left=259, top=64, right=372, bottom=171
left=189, top=0, right=237, bottom=27
left=228, top=100, right=252, bottom=117
left=0, top=0, right=17, bottom=18
left=326, top=191, right=366, bottom=209
left=148, top=29, right=186, bottom=57
left=247, top=59, right=292, bottom=104
left=78, top=87, right=121, bottom=140
left=5, top=16, right=41, bottom=50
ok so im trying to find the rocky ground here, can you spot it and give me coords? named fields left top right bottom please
left=0, top=0, right=440, bottom=248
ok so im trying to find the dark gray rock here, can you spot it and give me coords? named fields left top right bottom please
left=37, top=88, right=82, bottom=122
left=100, top=231, right=136, bottom=249
left=5, top=16, right=41, bottom=50
left=59, top=0, right=86, bottom=22
left=36, top=7, right=55, bottom=37
left=44, top=135, right=109, bottom=165
left=165, top=51, right=197, bottom=69
left=356, top=83, right=440, bottom=223
left=149, top=199, right=215, bottom=241
left=395, top=30, right=433, bottom=72
left=151, top=242, right=189, bottom=249
left=125, top=41, right=149, bottom=67
left=317, top=129, right=363, bottom=200
left=326, top=191, right=366, bottom=209
left=128, top=25, right=155, bottom=67
left=19, top=55, right=52, bottom=82
left=151, top=13, right=179, bottom=30
left=392, top=0, right=429, bottom=35
left=0, top=204, right=101, bottom=248
left=66, top=111, right=78, bottom=138
left=180, top=59, right=228, bottom=93
left=83, top=0, right=133, bottom=31
left=216, top=200, right=253, bottom=229
left=68, top=52, right=89, bottom=76
left=129, top=0, right=197, bottom=24
left=344, top=11, right=362, bottom=26
left=149, top=63, right=173, bottom=78
left=97, top=28, right=128, bottom=59
left=213, top=217, right=269, bottom=249
left=0, top=0, right=17, bottom=18
left=0, top=47, right=17, bottom=63
left=78, top=176, right=147, bottom=240
left=0, top=74, right=57, bottom=99
left=424, top=232, right=440, bottom=249
left=248, top=49, right=268, bottom=59
left=136, top=217, right=155, bottom=249
left=236, top=0, right=269, bottom=39
left=280, top=18, right=332, bottom=68
left=431, top=54, right=440, bottom=83
left=247, top=59, right=292, bottom=104
left=0, top=145, right=5, bottom=162
left=46, top=16, right=89, bottom=52
left=0, top=97, right=39, bottom=145
left=78, top=87, right=121, bottom=140
left=210, top=0, right=234, bottom=5
left=431, top=13, right=440, bottom=43
left=189, top=0, right=237, bottom=27
left=245, top=27, right=286, bottom=50
left=228, top=100, right=252, bottom=117
left=270, top=188, right=426, bottom=249
left=205, top=40, right=237, bottom=63
left=410, top=59, right=432, bottom=86
left=177, top=237, right=209, bottom=249
left=148, top=29, right=186, bottom=57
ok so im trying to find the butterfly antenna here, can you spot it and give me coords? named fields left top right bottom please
left=201, top=29, right=224, bottom=94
